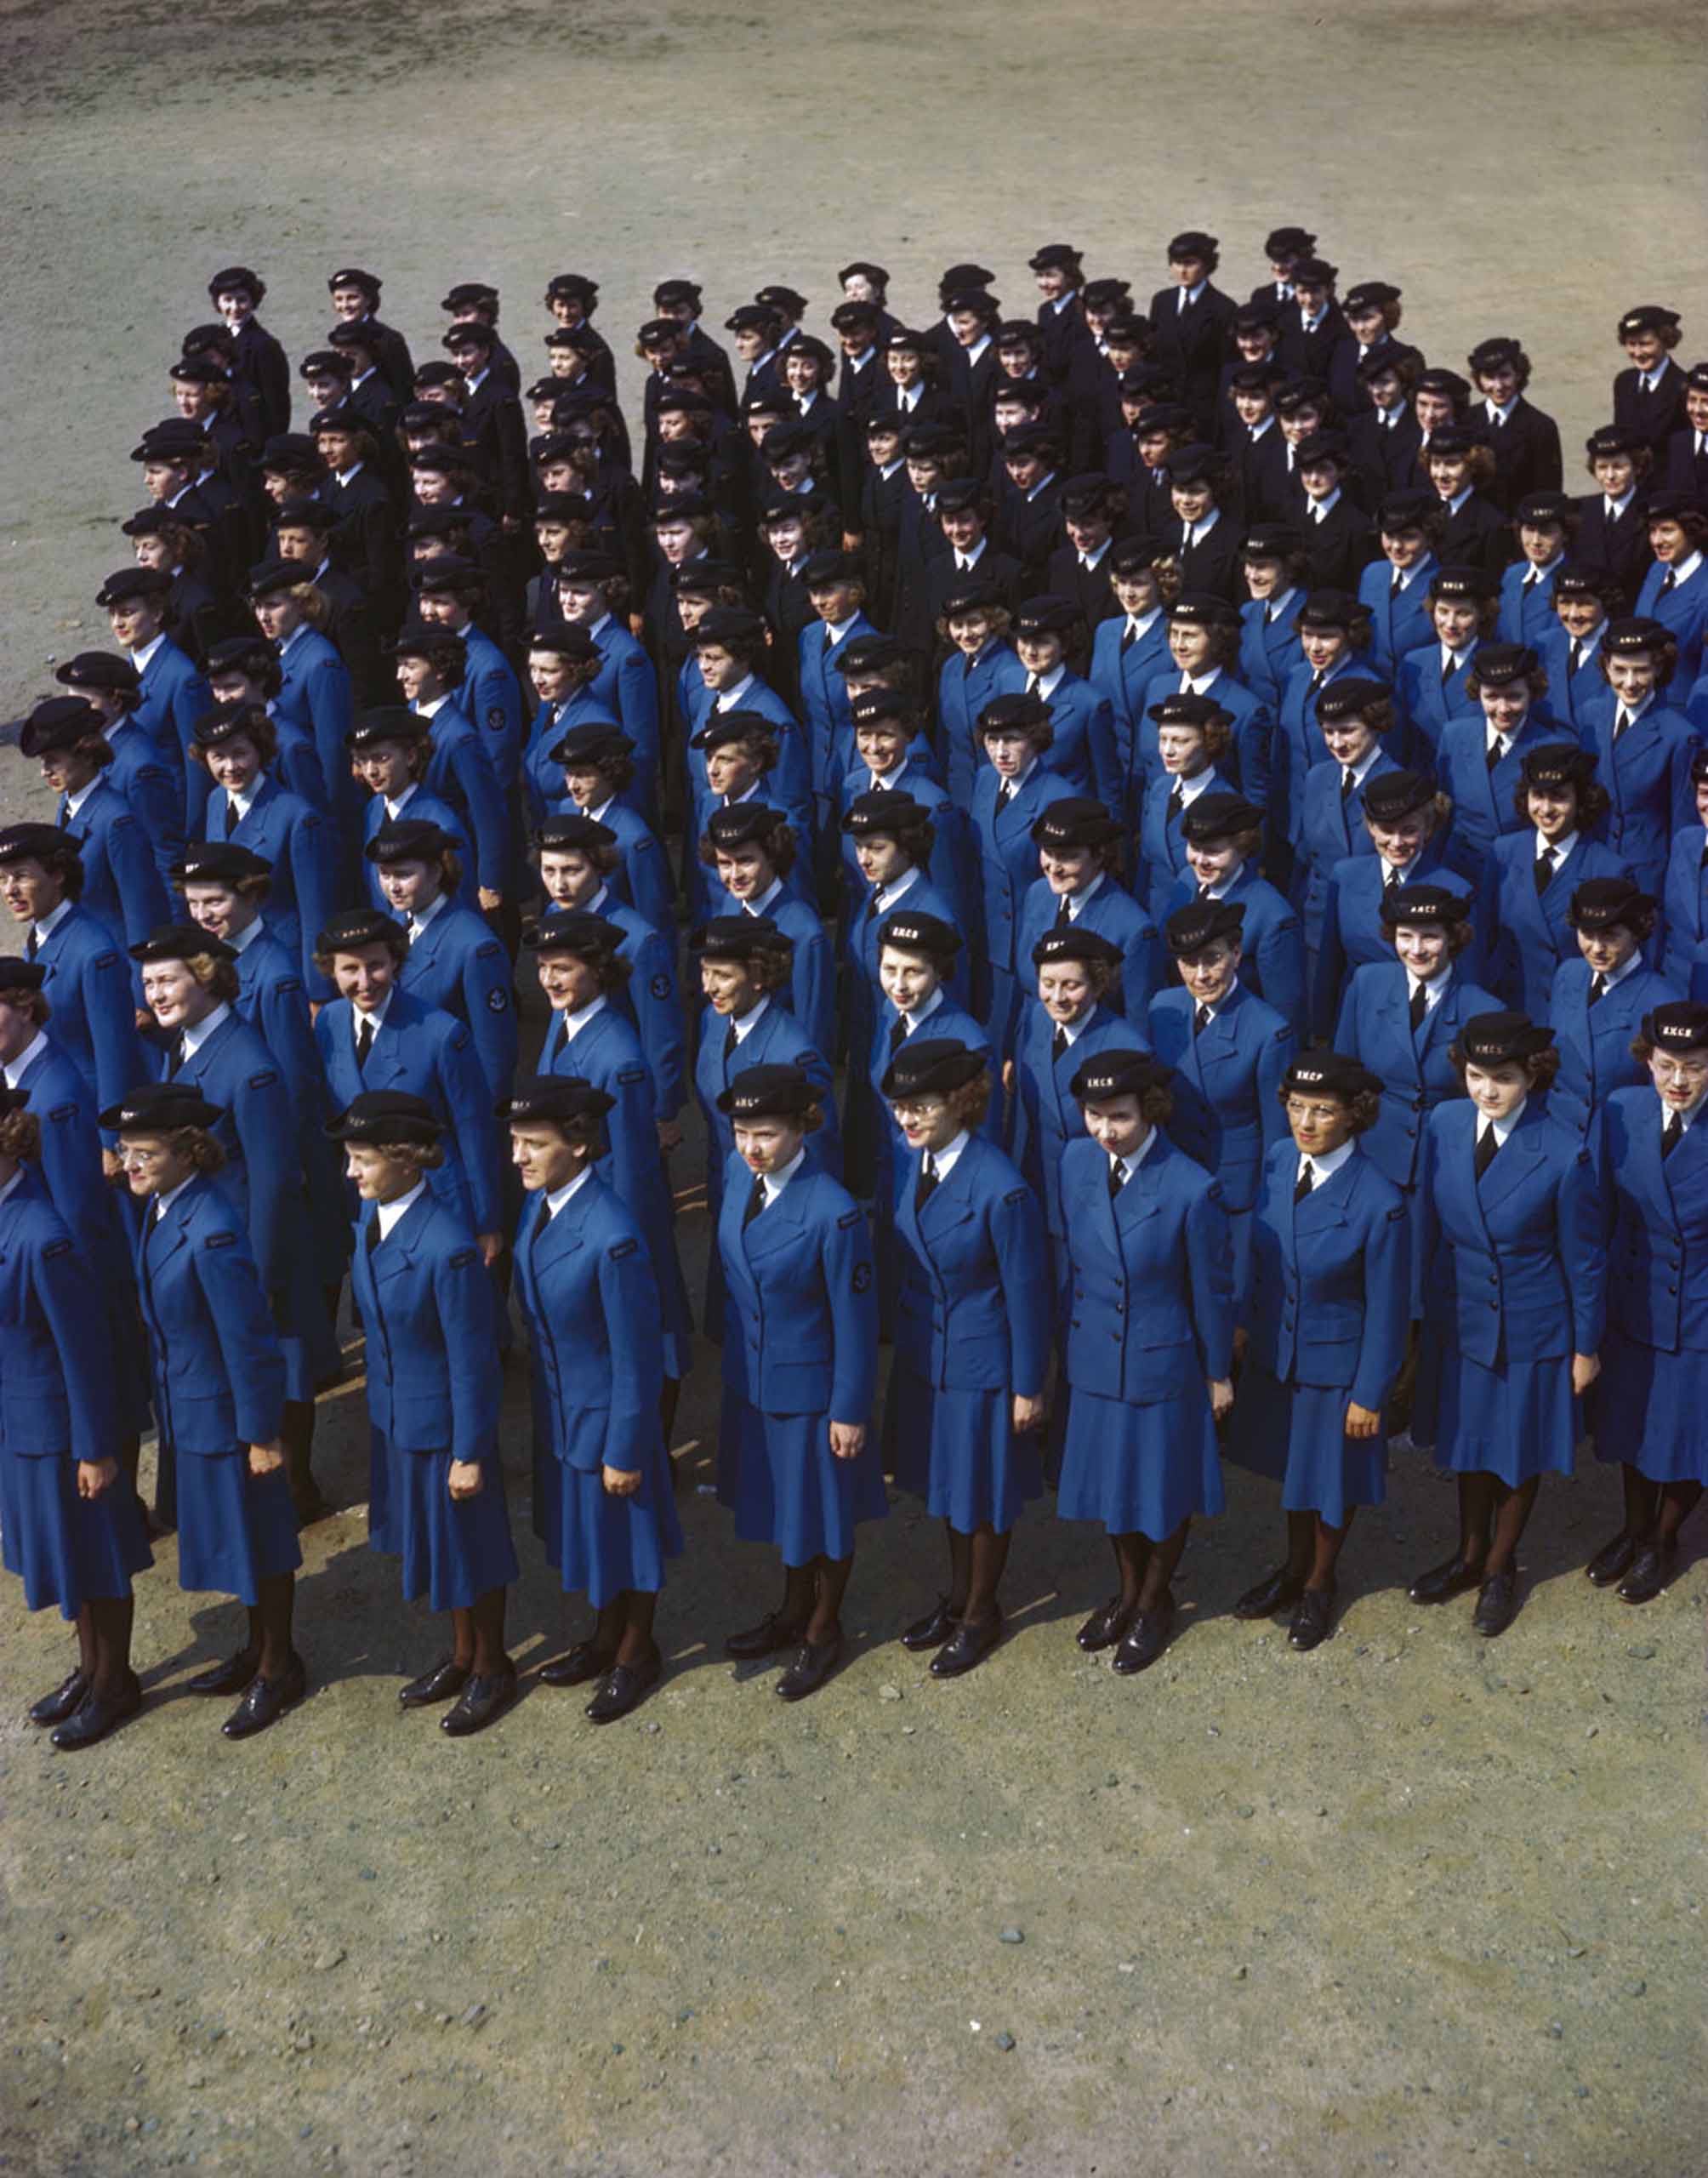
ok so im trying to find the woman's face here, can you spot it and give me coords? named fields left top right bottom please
left=0, top=859, right=60, bottom=924
left=1037, top=960, right=1096, bottom=1024
left=891, top=1091, right=961, bottom=1155
left=1366, top=369, right=1405, bottom=414
left=1039, top=845, right=1096, bottom=896
left=1576, top=921, right=1637, bottom=975
left=354, top=742, right=415, bottom=798
left=1113, top=570, right=1159, bottom=619
left=535, top=949, right=603, bottom=1012
left=1554, top=593, right=1606, bottom=640
left=1648, top=518, right=1689, bottom=565
left=1081, top=1092, right=1148, bottom=1160
left=562, top=764, right=608, bottom=811
left=1233, top=389, right=1272, bottom=430
left=1479, top=679, right=1533, bottom=733
left=1322, top=717, right=1377, bottom=767
left=694, top=643, right=743, bottom=692
left=1300, top=626, right=1347, bottom=670
left=854, top=834, right=910, bottom=887
left=1605, top=653, right=1658, bottom=705
left=510, top=1118, right=585, bottom=1194
left=118, top=1133, right=195, bottom=1200
left=941, top=508, right=985, bottom=554
left=1414, top=389, right=1456, bottom=434
left=183, top=881, right=255, bottom=941
left=1176, top=939, right=1240, bottom=1006
left=1381, top=524, right=1429, bottom=570
left=879, top=946, right=942, bottom=1014
left=1696, top=777, right=1708, bottom=825
left=1518, top=522, right=1564, bottom=567
left=734, top=1115, right=806, bottom=1173
left=1278, top=406, right=1322, bottom=447
left=1186, top=837, right=1243, bottom=887
left=706, top=744, right=759, bottom=799
left=1170, top=481, right=1215, bottom=524
left=654, top=517, right=699, bottom=567
left=105, top=598, right=164, bottom=651
left=1369, top=812, right=1428, bottom=868
left=1168, top=622, right=1214, bottom=673
left=982, top=729, right=1033, bottom=780
left=345, top=1142, right=421, bottom=1203
left=1156, top=725, right=1208, bottom=777
left=141, top=957, right=214, bottom=1031
left=948, top=609, right=993, bottom=656
left=1242, top=553, right=1283, bottom=600
left=538, top=848, right=598, bottom=909
left=1428, top=453, right=1471, bottom=499
left=1464, top=1058, right=1529, bottom=1122
left=133, top=533, right=174, bottom=573
left=1432, top=600, right=1480, bottom=650
left=1649, top=1046, right=1708, bottom=1114
left=557, top=579, right=607, bottom=626
left=205, top=736, right=264, bottom=793
left=1621, top=329, right=1665, bottom=373
left=714, top=845, right=775, bottom=901
left=1394, top=924, right=1450, bottom=978
left=1592, top=453, right=1637, bottom=498
left=377, top=858, right=440, bottom=915
left=886, top=348, right=923, bottom=387
left=856, top=723, right=909, bottom=776
left=253, top=593, right=304, bottom=641
left=699, top=957, right=760, bottom=1016
left=396, top=653, right=441, bottom=704
left=1016, top=630, right=1065, bottom=678
left=867, top=427, right=902, bottom=469
left=1285, top=1091, right=1355, bottom=1158
left=1298, top=461, right=1340, bottom=505
left=37, top=745, right=100, bottom=796
left=1524, top=784, right=1576, bottom=841
left=332, top=944, right=396, bottom=1012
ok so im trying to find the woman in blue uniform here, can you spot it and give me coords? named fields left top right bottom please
left=1160, top=794, right=1307, bottom=1032
left=132, top=923, right=338, bottom=1522
left=1409, top=1013, right=1603, bottom=1635
left=1294, top=680, right=1400, bottom=971
left=1016, top=798, right=1159, bottom=1023
left=1659, top=749, right=1708, bottom=990
left=367, top=820, right=517, bottom=1106
left=96, top=564, right=214, bottom=832
left=882, top=1038, right=1050, bottom=1678
left=1136, top=693, right=1238, bottom=918
left=393, top=627, right=512, bottom=903
left=1582, top=618, right=1700, bottom=893
left=1011, top=595, right=1122, bottom=804
left=1547, top=880, right=1681, bottom=1143
left=686, top=715, right=816, bottom=918
left=349, top=712, right=476, bottom=910
left=335, top=1091, right=520, bottom=1735
left=1433, top=645, right=1564, bottom=883
left=703, top=803, right=834, bottom=1058
left=0, top=1088, right=151, bottom=1748
left=313, top=909, right=505, bottom=1263
left=544, top=721, right=675, bottom=933
left=0, top=824, right=144, bottom=1110
left=190, top=702, right=339, bottom=995
left=1056, top=1050, right=1234, bottom=1672
left=43, top=670, right=185, bottom=891
left=1228, top=1051, right=1409, bottom=1651
left=529, top=911, right=693, bottom=1426
left=1148, top=900, right=1295, bottom=1306
left=1479, top=744, right=1631, bottom=1019
left=1394, top=565, right=1500, bottom=762
left=1588, top=1002, right=1708, bottom=1604
left=107, top=1082, right=305, bottom=1739
left=249, top=563, right=355, bottom=835
left=15, top=698, right=169, bottom=949
left=1312, top=770, right=1476, bottom=1037
left=969, top=699, right=1076, bottom=1047
left=716, top=1063, right=881, bottom=1700
left=842, top=790, right=966, bottom=1132
left=506, top=1076, right=683, bottom=1723
left=1272, top=591, right=1388, bottom=875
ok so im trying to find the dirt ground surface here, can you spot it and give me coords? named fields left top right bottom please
left=3, top=3, right=1707, bottom=2174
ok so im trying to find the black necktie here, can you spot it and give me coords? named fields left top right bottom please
left=1120, top=624, right=1136, bottom=653
left=995, top=780, right=1013, bottom=812
left=1409, top=984, right=1427, bottom=1035
left=1486, top=736, right=1503, bottom=773
left=355, top=1015, right=375, bottom=1071
left=1441, top=653, right=1458, bottom=689
left=1569, top=638, right=1584, bottom=675
left=888, top=1014, right=908, bottom=1055
left=1055, top=893, right=1073, bottom=927
left=723, top=1018, right=739, bottom=1059
left=1390, top=573, right=1403, bottom=600
left=1385, top=864, right=1401, bottom=890
left=1051, top=1023, right=1068, bottom=1060
left=1166, top=780, right=1184, bottom=822
left=548, top=1012, right=569, bottom=1063
left=1193, top=1003, right=1212, bottom=1036
left=914, top=1153, right=939, bottom=1215
left=742, top=1173, right=766, bottom=1228
left=1294, top=1160, right=1315, bottom=1206
left=1661, top=1111, right=1684, bottom=1160
left=1658, top=569, right=1677, bottom=596
left=1107, top=1158, right=1125, bottom=1199
left=1340, top=767, right=1356, bottom=801
left=1308, top=670, right=1325, bottom=697
left=1534, top=847, right=1556, bottom=896
left=1614, top=710, right=1631, bottom=742
left=1587, top=972, right=1608, bottom=1007
left=364, top=1213, right=381, bottom=1254
left=24, top=929, right=38, bottom=961
left=166, top=1033, right=188, bottom=1079
left=222, top=796, right=237, bottom=839
left=1473, top=1124, right=1500, bottom=1183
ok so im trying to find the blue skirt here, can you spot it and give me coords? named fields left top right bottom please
left=1056, top=1385, right=1225, bottom=1540
left=531, top=1411, right=683, bottom=1606
left=719, top=1390, right=887, bottom=1564
left=1226, top=1366, right=1387, bottom=1525
left=884, top=1365, right=1042, bottom=1536
left=1593, top=1329, right=1708, bottom=1485
left=174, top=1449, right=302, bottom=1603
left=368, top=1429, right=519, bottom=1611
left=0, top=1450, right=153, bottom=1619
left=1413, top=1331, right=1577, bottom=1485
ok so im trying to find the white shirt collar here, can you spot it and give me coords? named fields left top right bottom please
left=954, top=539, right=988, bottom=572
left=874, top=867, right=921, bottom=915
left=823, top=612, right=860, bottom=645
left=407, top=892, right=449, bottom=938
left=1485, top=396, right=1517, bottom=424
left=923, top=1129, right=971, bottom=1183
left=130, top=633, right=167, bottom=675
left=1478, top=1096, right=1529, bottom=1147
left=1407, top=966, right=1449, bottom=1010
left=1346, top=746, right=1381, bottom=788
left=584, top=612, right=613, bottom=641
left=1181, top=509, right=1221, bottom=548
left=963, top=334, right=992, bottom=366
left=1297, top=1138, right=1354, bottom=1186
left=385, top=783, right=420, bottom=818
left=868, top=761, right=909, bottom=792
left=415, top=693, right=449, bottom=720
left=1061, top=872, right=1106, bottom=919
left=1444, top=485, right=1473, bottom=515
left=1030, top=664, right=1066, bottom=700
left=1308, top=487, right=1342, bottom=521
left=1181, top=665, right=1220, bottom=696
left=1176, top=767, right=1219, bottom=808
left=897, top=985, right=944, bottom=1033
left=32, top=898, right=74, bottom=945
left=154, top=1174, right=196, bottom=1221
left=743, top=876, right=784, bottom=916
left=1667, top=1090, right=1707, bottom=1134
left=760, top=1144, right=806, bottom=1206
left=716, top=672, right=757, bottom=710
left=559, top=993, right=608, bottom=1037
left=543, top=1166, right=595, bottom=1220
left=1124, top=605, right=1162, bottom=641
left=356, top=986, right=396, bottom=1040
left=227, top=915, right=263, bottom=955
left=376, top=1177, right=427, bottom=1238
left=1078, top=538, right=1112, bottom=571
left=1, top=1029, right=48, bottom=1088
left=277, top=621, right=311, bottom=659
left=730, top=995, right=771, bottom=1044
left=1596, top=951, right=1643, bottom=994
left=180, top=1000, right=232, bottom=1056
left=63, top=778, right=101, bottom=818
left=227, top=780, right=260, bottom=819
left=1604, top=488, right=1634, bottom=517
left=1109, top=1126, right=1159, bottom=1189
left=1536, top=826, right=1578, bottom=861
left=1667, top=550, right=1704, bottom=585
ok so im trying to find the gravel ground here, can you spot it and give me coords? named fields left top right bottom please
left=2, top=4, right=1705, bottom=2174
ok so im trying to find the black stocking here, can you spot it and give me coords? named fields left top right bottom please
left=806, top=1554, right=852, bottom=1645
left=1654, top=1480, right=1704, bottom=1547
left=1307, top=1508, right=1354, bottom=1592
left=253, top=1571, right=294, bottom=1680
left=1620, top=1462, right=1659, bottom=1540
left=965, top=1524, right=1010, bottom=1628
left=1485, top=1476, right=1540, bottom=1576
left=1455, top=1472, right=1496, bottom=1566
left=470, top=1586, right=509, bottom=1675
left=1284, top=1509, right=1317, bottom=1580
left=1112, top=1532, right=1150, bottom=1609
left=1136, top=1519, right=1190, bottom=1612
left=88, top=1594, right=134, bottom=1699
left=616, top=1589, right=658, bottom=1667
left=780, top=1559, right=817, bottom=1633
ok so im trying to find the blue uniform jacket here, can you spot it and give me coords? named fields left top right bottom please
left=847, top=875, right=970, bottom=1069
left=1395, top=636, right=1483, bottom=760
left=1272, top=653, right=1392, bottom=860
left=31, top=903, right=144, bottom=1112
left=58, top=779, right=168, bottom=951
left=1632, top=559, right=1708, bottom=698
left=1535, top=625, right=1610, bottom=734
left=800, top=612, right=878, bottom=796
left=522, top=690, right=623, bottom=830
left=1418, top=1098, right=1604, bottom=1367
left=362, top=790, right=475, bottom=912
left=971, top=764, right=1075, bottom=979
left=1295, top=750, right=1399, bottom=959
left=1016, top=875, right=1159, bottom=1024
left=132, top=638, right=214, bottom=830
left=865, top=1001, right=989, bottom=1208
left=835, top=764, right=976, bottom=937
left=458, top=624, right=527, bottom=796
left=274, top=628, right=353, bottom=829
left=1601, top=1086, right=1708, bottom=1354
left=1434, top=710, right=1567, bottom=881
left=588, top=618, right=661, bottom=802
left=707, top=884, right=835, bottom=1062
left=103, top=719, right=185, bottom=887
left=543, top=794, right=675, bottom=936
left=1136, top=766, right=1236, bottom=920
left=1134, top=664, right=1273, bottom=816
left=891, top=1135, right=1050, bottom=1394
left=1036, top=670, right=1121, bottom=809
left=1358, top=559, right=1438, bottom=678
left=1238, top=592, right=1307, bottom=711
left=1659, top=824, right=1708, bottom=990
left=580, top=888, right=685, bottom=1120
left=1495, top=560, right=1563, bottom=647
left=939, top=640, right=1028, bottom=807
left=397, top=902, right=518, bottom=1104
left=1478, top=830, right=1634, bottom=1020
left=1161, top=865, right=1306, bottom=1033
left=1576, top=694, right=1699, bottom=893
left=418, top=698, right=510, bottom=894
left=316, top=989, right=503, bottom=1235
left=206, top=776, right=339, bottom=995
left=1057, top=1132, right=1234, bottom=1400
left=1333, top=962, right=1501, bottom=1189
left=1244, top=1140, right=1409, bottom=1405
left=1312, top=848, right=1478, bottom=1039
left=1090, top=614, right=1173, bottom=825
left=0, top=1170, right=116, bottom=1461
left=1012, top=1002, right=1148, bottom=1235
left=695, top=1000, right=840, bottom=1213
left=351, top=1188, right=499, bottom=1465
left=134, top=1173, right=286, bottom=1455
left=513, top=1174, right=662, bottom=1474
left=683, top=676, right=814, bottom=820
left=1149, top=982, right=1295, bottom=1213
left=1546, top=957, right=1682, bottom=1143
left=716, top=1158, right=877, bottom=1419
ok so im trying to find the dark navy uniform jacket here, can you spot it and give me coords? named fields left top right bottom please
left=1478, top=830, right=1634, bottom=1021
left=1333, top=962, right=1501, bottom=1190
left=891, top=1135, right=1050, bottom=1396
left=57, top=780, right=168, bottom=952
left=134, top=1174, right=286, bottom=1456
left=716, top=1157, right=877, bottom=1421
left=1546, top=957, right=1682, bottom=1143
left=351, top=1188, right=499, bottom=1468
left=31, top=903, right=145, bottom=1112
left=0, top=1169, right=115, bottom=1461
left=397, top=900, right=517, bottom=1104
left=1244, top=1140, right=1409, bottom=1405
left=1149, top=982, right=1295, bottom=1218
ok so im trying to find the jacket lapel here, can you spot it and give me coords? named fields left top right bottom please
left=1477, top=1109, right=1543, bottom=1217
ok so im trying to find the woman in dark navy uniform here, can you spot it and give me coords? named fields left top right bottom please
left=0, top=1090, right=151, bottom=1748
left=1586, top=1001, right=1708, bottom=1604
left=109, top=1082, right=305, bottom=1738
left=703, top=803, right=834, bottom=1058
left=336, top=1091, right=520, bottom=1734
left=1295, top=680, right=1400, bottom=972
left=716, top=1063, right=882, bottom=1700
left=1228, top=1052, right=1409, bottom=1651
left=1547, top=880, right=1681, bottom=1144
left=368, top=820, right=518, bottom=1106
left=1479, top=744, right=1631, bottom=1020
left=506, top=1077, right=682, bottom=1724
left=1056, top=1050, right=1234, bottom=1671
left=1409, top=1014, right=1603, bottom=1635
left=0, top=824, right=144, bottom=1111
left=1148, top=900, right=1295, bottom=1306
left=883, top=1039, right=1050, bottom=1678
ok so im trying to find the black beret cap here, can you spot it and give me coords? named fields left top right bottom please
left=275, top=494, right=339, bottom=531
left=327, top=1092, right=446, bottom=1147
left=1618, top=305, right=1681, bottom=338
left=1377, top=490, right=1438, bottom=530
left=441, top=282, right=499, bottom=311
left=1181, top=792, right=1263, bottom=844
left=208, top=265, right=265, bottom=299
left=1361, top=769, right=1437, bottom=822
left=1069, top=1049, right=1173, bottom=1103
left=1240, top=522, right=1303, bottom=558
left=1460, top=1011, right=1555, bottom=1065
left=800, top=549, right=861, bottom=587
left=848, top=687, right=911, bottom=727
left=976, top=692, right=1052, bottom=735
left=1297, top=589, right=1366, bottom=630
left=652, top=278, right=701, bottom=305
left=128, top=921, right=236, bottom=965
left=1516, top=491, right=1574, bottom=527
left=94, top=565, right=173, bottom=607
left=534, top=811, right=618, bottom=856
left=671, top=557, right=744, bottom=596
left=102, top=1082, right=225, bottom=1133
left=1281, top=1050, right=1383, bottom=1102
left=1378, top=883, right=1471, bottom=929
left=1031, top=925, right=1124, bottom=969
left=1466, top=335, right=1524, bottom=371
left=717, top=1062, right=820, bottom=1119
left=1343, top=281, right=1402, bottom=312
left=1643, top=1001, right=1708, bottom=1053
left=189, top=701, right=263, bottom=749
left=412, top=555, right=486, bottom=595
left=1315, top=677, right=1391, bottom=724
left=1165, top=898, right=1246, bottom=955
left=18, top=698, right=105, bottom=756
left=1108, top=538, right=1172, bottom=577
left=692, top=915, right=787, bottom=962
left=1290, top=258, right=1340, bottom=287
left=1166, top=231, right=1218, bottom=259
left=878, top=910, right=961, bottom=960
left=1014, top=594, right=1081, bottom=636
left=169, top=356, right=227, bottom=385
left=1169, top=591, right=1241, bottom=629
left=54, top=653, right=139, bottom=697
left=1430, top=563, right=1500, bottom=602
left=328, top=266, right=382, bottom=296
left=1148, top=691, right=1234, bottom=731
left=0, top=823, right=78, bottom=864
left=1567, top=876, right=1653, bottom=931
left=1263, top=226, right=1317, bottom=259
left=1030, top=796, right=1122, bottom=850
left=1469, top=641, right=1540, bottom=684
left=688, top=606, right=766, bottom=645
left=880, top=1036, right=987, bottom=1100
left=549, top=721, right=634, bottom=767
left=385, top=619, right=467, bottom=662
left=703, top=801, right=789, bottom=852
left=0, top=957, right=47, bottom=994
left=498, top=1075, right=615, bottom=1127
left=1233, top=298, right=1284, bottom=332
left=842, top=790, right=927, bottom=836
left=833, top=634, right=907, bottom=676
left=525, top=910, right=623, bottom=958
left=937, top=574, right=1005, bottom=619
left=260, top=433, right=325, bottom=470
left=689, top=711, right=774, bottom=753
left=1415, top=368, right=1472, bottom=402
left=365, top=818, right=456, bottom=865
left=317, top=908, right=407, bottom=954
left=172, top=842, right=273, bottom=887
left=247, top=558, right=310, bottom=599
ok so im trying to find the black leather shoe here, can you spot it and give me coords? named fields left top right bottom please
left=585, top=1647, right=662, bottom=1723
left=1586, top=1529, right=1638, bottom=1587
left=1288, top=1587, right=1336, bottom=1652
left=1233, top=1565, right=1306, bottom=1620
left=540, top=1640, right=613, bottom=1687
left=1112, top=1594, right=1174, bottom=1675
left=1472, top=1567, right=1518, bottom=1637
left=399, top=1656, right=470, bottom=1708
left=441, top=1663, right=517, bottom=1736
left=51, top=1672, right=142, bottom=1750
left=222, top=1654, right=307, bottom=1739
left=930, top=1608, right=1004, bottom=1679
left=289, top=1482, right=332, bottom=1526
left=1409, top=1556, right=1484, bottom=1605
left=1077, top=1596, right=1136, bottom=1652
left=1617, top=1542, right=1673, bottom=1605
left=723, top=1612, right=806, bottom=1660
left=776, top=1630, right=843, bottom=1701
left=901, top=1596, right=959, bottom=1651
left=186, top=1646, right=259, bottom=1696
left=29, top=1668, right=90, bottom=1725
